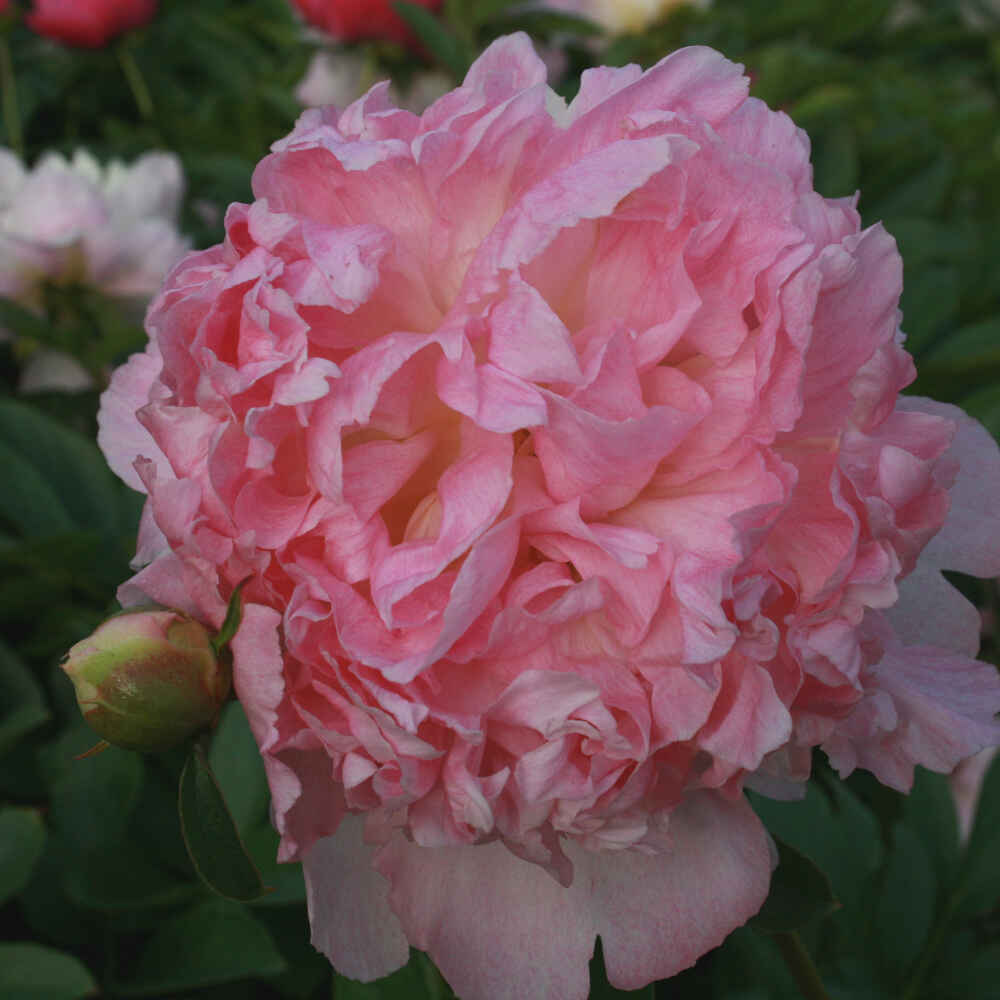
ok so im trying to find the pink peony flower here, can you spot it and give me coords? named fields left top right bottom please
left=27, top=0, right=157, bottom=48
left=98, top=36, right=1000, bottom=997
left=289, top=0, right=442, bottom=47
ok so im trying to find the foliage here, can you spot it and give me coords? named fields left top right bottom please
left=1, top=0, right=999, bottom=997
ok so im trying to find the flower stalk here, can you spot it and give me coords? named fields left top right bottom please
left=773, top=932, right=832, bottom=1000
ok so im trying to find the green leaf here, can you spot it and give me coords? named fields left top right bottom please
left=48, top=742, right=144, bottom=853
left=243, top=824, right=306, bottom=907
left=334, top=951, right=450, bottom=999
left=712, top=927, right=801, bottom=1000
left=752, top=838, right=839, bottom=933
left=178, top=742, right=265, bottom=902
left=0, top=399, right=121, bottom=535
left=0, top=943, right=98, bottom=1000
left=872, top=825, right=935, bottom=986
left=115, top=899, right=287, bottom=996
left=0, top=807, right=46, bottom=905
left=955, top=750, right=1000, bottom=917
left=393, top=2, right=470, bottom=79
left=902, top=767, right=961, bottom=887
left=0, top=638, right=50, bottom=757
left=0, top=439, right=75, bottom=538
left=750, top=780, right=881, bottom=914
left=207, top=702, right=269, bottom=832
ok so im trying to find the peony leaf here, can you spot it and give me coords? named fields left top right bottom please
left=0, top=638, right=49, bottom=758
left=871, top=825, right=935, bottom=986
left=334, top=951, right=451, bottom=998
left=207, top=701, right=269, bottom=832
left=955, top=751, right=1000, bottom=917
left=0, top=399, right=122, bottom=535
left=0, top=943, right=97, bottom=1000
left=0, top=807, right=46, bottom=906
left=113, top=899, right=286, bottom=995
left=751, top=838, right=839, bottom=934
left=178, top=742, right=266, bottom=903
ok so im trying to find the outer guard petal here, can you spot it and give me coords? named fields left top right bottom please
left=303, top=816, right=410, bottom=982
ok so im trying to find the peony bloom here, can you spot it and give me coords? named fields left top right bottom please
left=0, top=148, right=188, bottom=310
left=289, top=0, right=442, bottom=46
left=27, top=0, right=157, bottom=48
left=547, top=0, right=708, bottom=35
left=98, top=36, right=1000, bottom=997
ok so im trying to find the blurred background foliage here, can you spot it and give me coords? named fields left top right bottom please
left=1, top=0, right=999, bottom=997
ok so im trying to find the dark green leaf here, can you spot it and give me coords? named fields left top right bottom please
left=114, top=899, right=286, bottom=996
left=63, top=834, right=198, bottom=913
left=48, top=742, right=144, bottom=852
left=955, top=750, right=1000, bottom=917
left=872, top=825, right=935, bottom=985
left=0, top=439, right=75, bottom=538
left=712, top=927, right=801, bottom=1000
left=243, top=824, right=306, bottom=907
left=0, top=806, right=46, bottom=905
left=750, top=780, right=881, bottom=914
left=207, top=702, right=269, bottom=832
left=0, top=638, right=50, bottom=757
left=393, top=2, right=470, bottom=78
left=752, top=838, right=839, bottom=933
left=335, top=951, right=450, bottom=999
left=179, top=742, right=265, bottom=902
left=902, top=767, right=961, bottom=887
left=0, top=943, right=97, bottom=1000
left=0, top=398, right=121, bottom=534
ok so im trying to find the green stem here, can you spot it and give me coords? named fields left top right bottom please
left=774, top=932, right=833, bottom=1000
left=900, top=891, right=961, bottom=1000
left=0, top=34, right=22, bottom=156
left=117, top=44, right=153, bottom=120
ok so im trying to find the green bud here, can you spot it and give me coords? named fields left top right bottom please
left=62, top=609, right=230, bottom=752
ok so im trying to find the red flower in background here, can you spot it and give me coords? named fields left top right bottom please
left=290, top=0, right=442, bottom=46
left=27, top=0, right=157, bottom=48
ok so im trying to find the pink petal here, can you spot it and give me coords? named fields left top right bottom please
left=97, top=341, right=169, bottom=491
left=374, top=835, right=594, bottom=1000
left=568, top=791, right=773, bottom=989
left=303, top=816, right=410, bottom=982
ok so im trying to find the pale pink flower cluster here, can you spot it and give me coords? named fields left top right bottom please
left=0, top=148, right=188, bottom=310
left=99, top=36, right=1000, bottom=998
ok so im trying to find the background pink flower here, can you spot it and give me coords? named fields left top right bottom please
left=289, top=0, right=442, bottom=46
left=27, top=0, right=157, bottom=47
left=98, top=34, right=1000, bottom=998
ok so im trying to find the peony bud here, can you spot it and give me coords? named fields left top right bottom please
left=62, top=610, right=229, bottom=752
